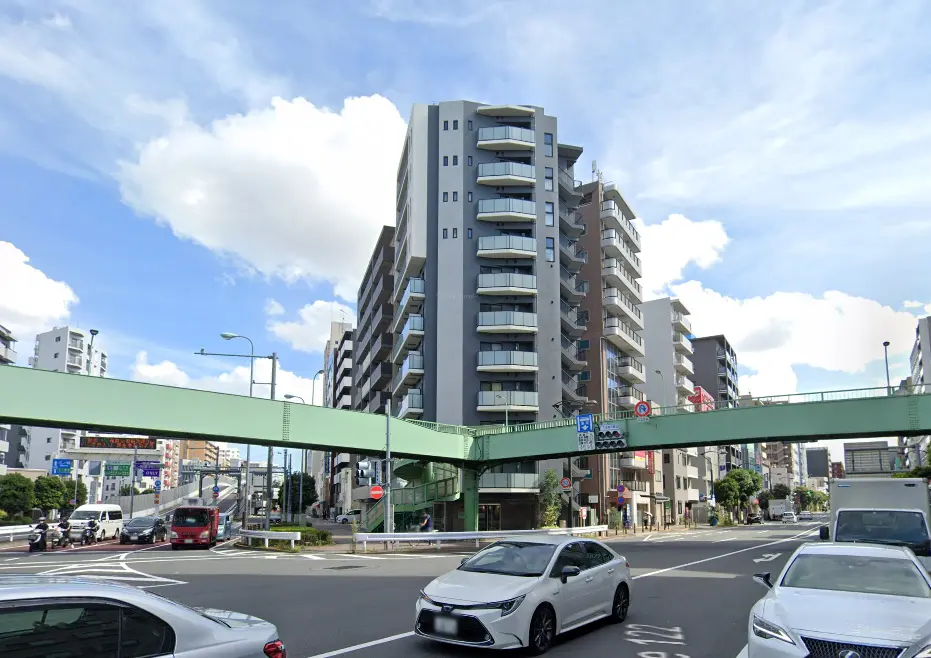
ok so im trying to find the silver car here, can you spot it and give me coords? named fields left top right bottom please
left=0, top=576, right=286, bottom=657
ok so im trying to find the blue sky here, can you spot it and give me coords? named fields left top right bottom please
left=1, top=0, right=930, bottom=462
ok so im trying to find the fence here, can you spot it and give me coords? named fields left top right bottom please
left=102, top=482, right=201, bottom=518
left=354, top=525, right=609, bottom=553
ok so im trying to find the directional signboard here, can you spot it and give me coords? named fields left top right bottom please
left=136, top=461, right=161, bottom=478
left=104, top=463, right=131, bottom=477
left=575, top=414, right=594, bottom=434
left=51, top=458, right=73, bottom=476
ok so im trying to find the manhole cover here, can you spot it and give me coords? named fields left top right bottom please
left=325, top=565, right=366, bottom=570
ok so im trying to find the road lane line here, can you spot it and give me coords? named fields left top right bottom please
left=713, top=537, right=738, bottom=543
left=735, top=644, right=748, bottom=657
left=305, top=632, right=415, bottom=658
left=302, top=554, right=326, bottom=560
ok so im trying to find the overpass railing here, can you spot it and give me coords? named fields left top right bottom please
left=354, top=525, right=609, bottom=552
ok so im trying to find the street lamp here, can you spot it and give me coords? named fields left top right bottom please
left=220, top=333, right=254, bottom=527
left=654, top=369, right=668, bottom=410
left=882, top=341, right=892, bottom=395
left=284, top=394, right=304, bottom=403
left=495, top=393, right=509, bottom=427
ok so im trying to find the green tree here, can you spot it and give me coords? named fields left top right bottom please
left=0, top=474, right=36, bottom=516
left=771, top=483, right=792, bottom=500
left=712, top=477, right=740, bottom=515
left=119, top=484, right=139, bottom=497
left=33, top=476, right=65, bottom=513
left=538, top=469, right=562, bottom=528
left=894, top=465, right=931, bottom=480
left=60, top=479, right=88, bottom=514
left=756, top=489, right=772, bottom=511
left=280, top=473, right=318, bottom=518
left=728, top=468, right=763, bottom=513
left=794, top=486, right=814, bottom=510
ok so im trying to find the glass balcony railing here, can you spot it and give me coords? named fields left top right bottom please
left=478, top=235, right=536, bottom=253
left=602, top=288, right=643, bottom=320
left=615, top=356, right=644, bottom=373
left=477, top=351, right=538, bottom=368
left=477, top=126, right=535, bottom=145
left=675, top=354, right=693, bottom=371
left=561, top=335, right=582, bottom=360
left=672, top=312, right=691, bottom=331
left=477, top=162, right=535, bottom=180
left=477, top=391, right=539, bottom=408
left=558, top=167, right=581, bottom=190
left=611, top=386, right=646, bottom=402
left=400, top=278, right=425, bottom=308
left=398, top=389, right=424, bottom=416
left=478, top=198, right=536, bottom=216
left=560, top=301, right=585, bottom=326
left=479, top=472, right=540, bottom=489
left=602, top=258, right=643, bottom=294
left=601, top=200, right=642, bottom=243
left=604, top=316, right=643, bottom=346
left=400, top=314, right=425, bottom=341
left=477, top=273, right=537, bottom=291
left=601, top=229, right=642, bottom=267
left=674, top=333, right=692, bottom=351
left=477, top=311, right=538, bottom=329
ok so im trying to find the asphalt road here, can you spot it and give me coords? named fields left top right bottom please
left=0, top=517, right=827, bottom=658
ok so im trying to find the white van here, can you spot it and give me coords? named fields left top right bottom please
left=67, top=504, right=124, bottom=541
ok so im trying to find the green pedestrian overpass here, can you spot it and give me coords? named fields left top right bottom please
left=2, top=366, right=929, bottom=530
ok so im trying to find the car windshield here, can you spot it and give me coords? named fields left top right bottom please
left=835, top=510, right=930, bottom=550
left=173, top=509, right=210, bottom=526
left=69, top=511, right=100, bottom=521
left=126, top=517, right=155, bottom=528
left=459, top=541, right=557, bottom=577
left=781, top=553, right=931, bottom=598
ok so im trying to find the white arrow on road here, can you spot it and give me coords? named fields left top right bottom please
left=753, top=553, right=782, bottom=563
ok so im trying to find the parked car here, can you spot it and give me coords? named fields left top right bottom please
left=781, top=511, right=798, bottom=524
left=748, top=542, right=931, bottom=657
left=746, top=513, right=763, bottom=525
left=336, top=509, right=361, bottom=524
left=0, top=576, right=286, bottom=657
left=415, top=535, right=632, bottom=654
left=119, top=516, right=168, bottom=544
left=798, top=510, right=813, bottom=521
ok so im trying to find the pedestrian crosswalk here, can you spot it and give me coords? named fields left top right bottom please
left=37, top=557, right=186, bottom=588
left=209, top=547, right=471, bottom=561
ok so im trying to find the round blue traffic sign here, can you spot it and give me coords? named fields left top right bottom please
left=617, top=485, right=625, bottom=494
left=212, top=486, right=220, bottom=493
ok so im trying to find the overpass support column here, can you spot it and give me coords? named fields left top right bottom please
left=462, top=467, right=479, bottom=532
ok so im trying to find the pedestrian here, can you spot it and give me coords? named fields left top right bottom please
left=419, top=510, right=433, bottom=532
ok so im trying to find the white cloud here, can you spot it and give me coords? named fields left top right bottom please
left=267, top=300, right=356, bottom=354
left=635, top=214, right=729, bottom=299
left=264, top=299, right=284, bottom=316
left=0, top=241, right=78, bottom=350
left=903, top=300, right=931, bottom=314
left=132, top=351, right=325, bottom=405
left=117, top=95, right=407, bottom=300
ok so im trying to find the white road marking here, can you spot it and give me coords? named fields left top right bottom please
left=735, top=644, right=749, bottom=657
left=302, top=554, right=326, bottom=560
left=713, top=537, right=738, bottom=543
left=305, top=632, right=415, bottom=658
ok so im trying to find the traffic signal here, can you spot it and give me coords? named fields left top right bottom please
left=356, top=460, right=375, bottom=487
left=595, top=426, right=628, bottom=450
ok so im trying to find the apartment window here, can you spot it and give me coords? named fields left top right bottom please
left=443, top=120, right=449, bottom=130
left=467, top=120, right=473, bottom=131
left=46, top=437, right=51, bottom=443
left=467, top=228, right=473, bottom=239
left=453, top=228, right=458, bottom=238
left=55, top=336, right=61, bottom=342
left=545, top=237, right=555, bottom=262
left=443, top=192, right=448, bottom=202
left=443, top=156, right=448, bottom=166
left=663, top=453, right=671, bottom=464
left=443, top=229, right=448, bottom=239
left=544, top=132, right=553, bottom=157
left=467, top=192, right=473, bottom=202
left=544, top=167, right=554, bottom=191
left=452, top=191, right=458, bottom=202
left=678, top=501, right=683, bottom=515
left=467, top=155, right=473, bottom=166
left=545, top=201, right=554, bottom=226
left=453, top=120, right=459, bottom=130
left=45, top=455, right=51, bottom=461
left=53, top=352, right=59, bottom=359
left=452, top=155, right=458, bottom=166
left=676, top=476, right=681, bottom=490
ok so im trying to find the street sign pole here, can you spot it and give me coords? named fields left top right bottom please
left=128, top=448, right=138, bottom=519
left=385, top=399, right=392, bottom=536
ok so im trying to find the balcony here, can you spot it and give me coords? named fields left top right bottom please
left=602, top=258, right=643, bottom=302
left=560, top=301, right=586, bottom=336
left=477, top=311, right=538, bottom=334
left=610, top=385, right=645, bottom=407
left=392, top=352, right=424, bottom=395
left=391, top=314, right=424, bottom=363
left=477, top=162, right=535, bottom=186
left=672, top=312, right=691, bottom=334
left=602, top=288, right=644, bottom=329
left=477, top=272, right=537, bottom=296
left=618, top=453, right=648, bottom=470
left=477, top=198, right=536, bottom=222
left=392, top=278, right=425, bottom=332
left=601, top=229, right=642, bottom=276
left=561, top=371, right=587, bottom=404
left=0, top=345, right=16, bottom=364
left=559, top=267, right=586, bottom=302
left=619, top=477, right=648, bottom=489
left=560, top=335, right=585, bottom=371
left=558, top=168, right=583, bottom=199
left=615, top=356, right=646, bottom=384
left=479, top=472, right=540, bottom=490
left=477, top=390, right=539, bottom=412
left=676, top=375, right=695, bottom=395
left=673, top=332, right=693, bottom=354
left=600, top=200, right=642, bottom=251
left=558, top=204, right=585, bottom=237
left=68, top=340, right=83, bottom=352
left=334, top=453, right=351, bottom=469
left=674, top=354, right=694, bottom=376
left=397, top=389, right=424, bottom=419
left=476, top=104, right=535, bottom=117
left=66, top=356, right=83, bottom=368
left=477, top=350, right=538, bottom=373
left=477, top=126, right=535, bottom=150
left=559, top=236, right=587, bottom=270
left=603, top=316, right=645, bottom=357
left=477, top=235, right=536, bottom=259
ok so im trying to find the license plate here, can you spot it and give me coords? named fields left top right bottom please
left=131, top=535, right=138, bottom=540
left=434, top=615, right=457, bottom=636
left=184, top=539, right=193, bottom=544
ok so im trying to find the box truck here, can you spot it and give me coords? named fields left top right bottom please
left=820, top=478, right=931, bottom=570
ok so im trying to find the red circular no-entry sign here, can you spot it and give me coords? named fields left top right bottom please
left=370, top=485, right=384, bottom=500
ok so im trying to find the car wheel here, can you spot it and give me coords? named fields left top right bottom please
left=610, top=584, right=630, bottom=623
left=528, top=605, right=556, bottom=655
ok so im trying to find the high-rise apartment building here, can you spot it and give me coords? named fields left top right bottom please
left=389, top=100, right=595, bottom=529
left=321, top=321, right=354, bottom=516
left=353, top=226, right=395, bottom=416
left=0, top=323, right=16, bottom=475
left=179, top=440, right=219, bottom=465
left=905, top=316, right=930, bottom=465
left=641, top=297, right=699, bottom=521
left=691, top=334, right=743, bottom=474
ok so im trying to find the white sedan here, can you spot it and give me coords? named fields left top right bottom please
left=415, top=535, right=631, bottom=654
left=747, top=541, right=931, bottom=657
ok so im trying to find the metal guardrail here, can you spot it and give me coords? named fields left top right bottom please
left=239, top=529, right=301, bottom=549
left=354, top=525, right=609, bottom=552
left=0, top=525, right=34, bottom=542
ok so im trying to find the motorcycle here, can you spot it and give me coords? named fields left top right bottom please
left=51, top=527, right=71, bottom=548
left=81, top=526, right=98, bottom=546
left=27, top=529, right=47, bottom=553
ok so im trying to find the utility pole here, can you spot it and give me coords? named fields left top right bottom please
left=128, top=447, right=138, bottom=519
left=385, top=399, right=392, bottom=535
left=265, top=353, right=277, bottom=531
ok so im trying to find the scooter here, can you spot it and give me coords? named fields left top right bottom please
left=80, top=526, right=98, bottom=546
left=27, top=529, right=47, bottom=553
left=51, top=527, right=71, bottom=549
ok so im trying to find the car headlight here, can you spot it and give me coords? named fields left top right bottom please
left=419, top=590, right=437, bottom=606
left=169, top=531, right=178, bottom=539
left=914, top=647, right=931, bottom=658
left=199, top=531, right=209, bottom=539
left=752, top=615, right=795, bottom=645
left=492, top=595, right=525, bottom=617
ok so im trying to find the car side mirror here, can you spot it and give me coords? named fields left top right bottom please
left=819, top=526, right=829, bottom=541
left=753, top=572, right=773, bottom=589
left=560, top=566, right=581, bottom=584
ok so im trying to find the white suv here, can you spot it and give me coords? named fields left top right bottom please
left=781, top=511, right=798, bottom=523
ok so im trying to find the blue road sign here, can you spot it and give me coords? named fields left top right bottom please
left=212, top=485, right=220, bottom=494
left=154, top=480, right=162, bottom=490
left=51, top=458, right=73, bottom=476
left=617, top=484, right=625, bottom=494
left=576, top=414, right=594, bottom=433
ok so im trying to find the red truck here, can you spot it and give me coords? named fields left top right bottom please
left=170, top=505, right=219, bottom=550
